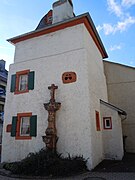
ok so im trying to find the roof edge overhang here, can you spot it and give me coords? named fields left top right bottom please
left=100, top=99, right=127, bottom=116
left=7, top=13, right=108, bottom=59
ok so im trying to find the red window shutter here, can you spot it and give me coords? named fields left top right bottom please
left=6, top=124, right=12, bottom=132
left=95, top=111, right=100, bottom=131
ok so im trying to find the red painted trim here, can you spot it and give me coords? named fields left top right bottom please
left=95, top=111, right=101, bottom=131
left=16, top=69, right=30, bottom=75
left=15, top=112, right=32, bottom=140
left=103, top=117, right=112, bottom=130
left=6, top=124, right=12, bottom=132
left=9, top=16, right=107, bottom=59
left=15, top=90, right=29, bottom=95
left=14, top=69, right=30, bottom=95
left=83, top=18, right=106, bottom=59
left=10, top=18, right=84, bottom=44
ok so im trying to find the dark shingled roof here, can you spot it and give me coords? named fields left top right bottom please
left=36, top=10, right=53, bottom=30
left=100, top=99, right=127, bottom=115
left=36, top=15, right=48, bottom=30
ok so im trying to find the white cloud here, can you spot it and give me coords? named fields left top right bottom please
left=99, top=0, right=135, bottom=35
left=116, top=16, right=135, bottom=32
left=122, top=0, right=135, bottom=7
left=103, top=24, right=115, bottom=35
left=96, top=25, right=103, bottom=32
left=98, top=15, right=135, bottom=35
left=97, top=23, right=114, bottom=35
left=107, top=0, right=123, bottom=17
left=109, top=44, right=122, bottom=51
left=97, top=24, right=114, bottom=35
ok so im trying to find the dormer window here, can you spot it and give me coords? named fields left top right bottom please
left=47, top=16, right=53, bottom=23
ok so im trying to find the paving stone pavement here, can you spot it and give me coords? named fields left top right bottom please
left=75, top=172, right=135, bottom=180
left=0, top=163, right=135, bottom=180
left=1, top=172, right=135, bottom=180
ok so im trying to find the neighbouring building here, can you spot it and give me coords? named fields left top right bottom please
left=0, top=59, right=8, bottom=154
left=104, top=61, right=135, bottom=153
left=1, top=0, right=134, bottom=170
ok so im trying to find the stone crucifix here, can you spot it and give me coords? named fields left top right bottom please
left=48, top=84, right=58, bottom=102
left=42, top=84, right=61, bottom=151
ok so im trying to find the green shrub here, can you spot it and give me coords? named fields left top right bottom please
left=3, top=149, right=87, bottom=176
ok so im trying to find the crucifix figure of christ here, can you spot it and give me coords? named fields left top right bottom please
left=48, top=84, right=58, bottom=103
left=42, top=84, right=61, bottom=151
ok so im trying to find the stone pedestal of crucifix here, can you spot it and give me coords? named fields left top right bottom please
left=42, top=84, right=61, bottom=151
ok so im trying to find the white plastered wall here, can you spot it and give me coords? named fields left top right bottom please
left=2, top=24, right=94, bottom=169
left=14, top=24, right=84, bottom=64
left=82, top=26, right=108, bottom=169
left=2, top=23, right=113, bottom=170
left=100, top=103, right=124, bottom=160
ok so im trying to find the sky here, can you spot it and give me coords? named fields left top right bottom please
left=0, top=0, right=135, bottom=70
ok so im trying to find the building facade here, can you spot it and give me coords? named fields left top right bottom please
left=104, top=61, right=135, bottom=153
left=0, top=59, right=8, bottom=154
left=1, top=0, right=130, bottom=170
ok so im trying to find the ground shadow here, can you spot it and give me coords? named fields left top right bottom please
left=93, top=153, right=135, bottom=172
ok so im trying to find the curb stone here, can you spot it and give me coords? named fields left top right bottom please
left=83, top=178, right=106, bottom=180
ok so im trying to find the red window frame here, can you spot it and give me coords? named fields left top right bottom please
left=6, top=124, right=12, bottom=132
left=95, top=111, right=101, bottom=131
left=15, top=70, right=30, bottom=95
left=103, top=117, right=112, bottom=130
left=16, top=112, right=32, bottom=140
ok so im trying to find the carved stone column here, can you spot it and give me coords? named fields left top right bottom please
left=42, top=84, right=61, bottom=151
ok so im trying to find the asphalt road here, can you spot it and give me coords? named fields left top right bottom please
left=1, top=172, right=135, bottom=180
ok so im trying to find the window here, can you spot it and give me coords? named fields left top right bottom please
left=62, top=72, right=77, bottom=84
left=95, top=111, right=101, bottom=131
left=19, top=74, right=28, bottom=91
left=103, top=117, right=112, bottom=130
left=47, top=16, right=53, bottom=23
left=20, top=117, right=30, bottom=136
left=11, top=113, right=37, bottom=140
left=15, top=70, right=29, bottom=94
left=10, top=70, right=35, bottom=94
left=45, top=10, right=52, bottom=25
